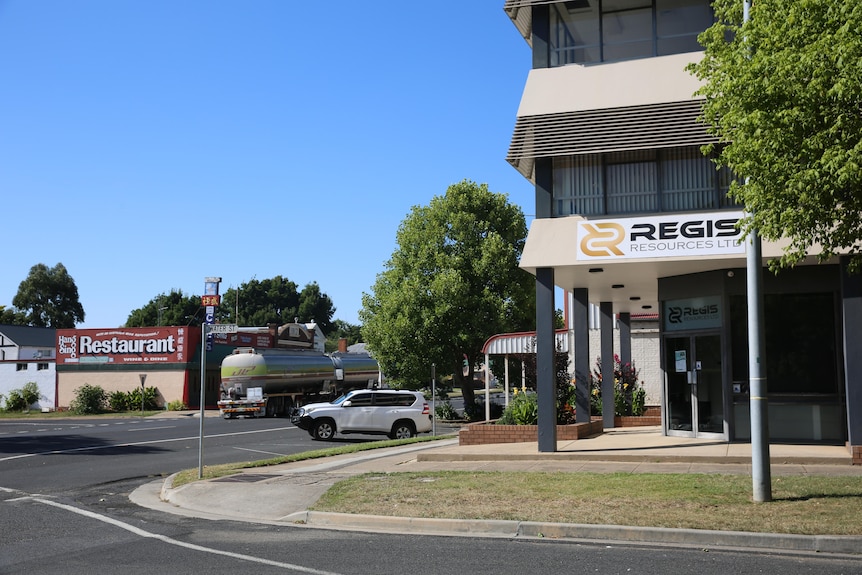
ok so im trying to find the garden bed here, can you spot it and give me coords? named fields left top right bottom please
left=458, top=420, right=604, bottom=445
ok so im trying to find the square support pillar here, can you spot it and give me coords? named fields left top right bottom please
left=536, top=267, right=557, bottom=452
left=600, top=301, right=615, bottom=429
left=573, top=288, right=591, bottom=423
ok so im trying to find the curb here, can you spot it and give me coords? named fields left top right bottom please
left=287, top=511, right=862, bottom=555
left=416, top=452, right=854, bottom=466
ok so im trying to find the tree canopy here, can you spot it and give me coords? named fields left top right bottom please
left=359, top=179, right=535, bottom=405
left=690, top=0, right=862, bottom=271
left=10, top=263, right=85, bottom=328
left=217, top=277, right=335, bottom=333
left=125, top=289, right=203, bottom=327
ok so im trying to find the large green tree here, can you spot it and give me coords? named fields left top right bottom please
left=217, top=277, right=335, bottom=333
left=360, top=179, right=535, bottom=406
left=126, top=289, right=203, bottom=327
left=0, top=306, right=27, bottom=325
left=11, top=263, right=85, bottom=328
left=690, top=0, right=862, bottom=271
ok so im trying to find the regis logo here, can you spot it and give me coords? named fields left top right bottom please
left=667, top=304, right=719, bottom=324
left=579, top=222, right=625, bottom=257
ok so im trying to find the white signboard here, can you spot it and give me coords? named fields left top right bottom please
left=576, top=212, right=745, bottom=260
left=207, top=324, right=238, bottom=334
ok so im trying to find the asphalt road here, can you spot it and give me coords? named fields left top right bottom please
left=2, top=414, right=861, bottom=574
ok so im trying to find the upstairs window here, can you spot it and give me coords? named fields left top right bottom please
left=549, top=0, right=714, bottom=66
left=552, top=146, right=737, bottom=217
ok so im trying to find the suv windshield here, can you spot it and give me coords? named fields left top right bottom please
left=330, top=394, right=349, bottom=405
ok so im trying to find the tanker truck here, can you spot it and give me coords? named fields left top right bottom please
left=217, top=347, right=380, bottom=419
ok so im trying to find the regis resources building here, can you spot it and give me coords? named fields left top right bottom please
left=503, top=0, right=861, bottom=464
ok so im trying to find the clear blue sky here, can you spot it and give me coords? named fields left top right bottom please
left=0, top=1, right=535, bottom=329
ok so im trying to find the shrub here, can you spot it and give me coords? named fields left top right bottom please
left=167, top=399, right=187, bottom=411
left=109, top=390, right=130, bottom=412
left=434, top=401, right=459, bottom=420
left=3, top=382, right=41, bottom=412
left=590, top=355, right=646, bottom=416
left=515, top=337, right=576, bottom=424
left=21, top=382, right=41, bottom=407
left=496, top=390, right=538, bottom=425
left=70, top=384, right=107, bottom=415
left=5, top=389, right=27, bottom=412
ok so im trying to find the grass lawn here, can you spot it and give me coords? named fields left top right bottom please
left=311, top=470, right=862, bottom=536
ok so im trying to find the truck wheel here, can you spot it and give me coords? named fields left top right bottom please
left=223, top=413, right=235, bottom=420
left=389, top=421, right=416, bottom=440
left=311, top=419, right=335, bottom=441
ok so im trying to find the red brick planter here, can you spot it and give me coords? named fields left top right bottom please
left=458, top=420, right=604, bottom=446
left=590, top=406, right=662, bottom=427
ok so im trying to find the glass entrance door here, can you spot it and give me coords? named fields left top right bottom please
left=665, top=334, right=725, bottom=438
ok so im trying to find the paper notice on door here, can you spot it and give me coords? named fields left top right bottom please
left=675, top=350, right=687, bottom=373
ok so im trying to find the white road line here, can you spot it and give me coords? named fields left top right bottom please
left=0, top=426, right=297, bottom=463
left=232, top=446, right=290, bottom=457
left=17, top=495, right=344, bottom=575
left=126, top=426, right=176, bottom=432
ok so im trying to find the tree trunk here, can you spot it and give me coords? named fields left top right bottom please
left=455, top=369, right=475, bottom=408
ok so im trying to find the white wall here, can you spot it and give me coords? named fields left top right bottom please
left=0, top=361, right=56, bottom=410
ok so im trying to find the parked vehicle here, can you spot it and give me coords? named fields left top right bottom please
left=292, top=389, right=432, bottom=440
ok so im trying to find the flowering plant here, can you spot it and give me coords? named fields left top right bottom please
left=590, top=355, right=646, bottom=416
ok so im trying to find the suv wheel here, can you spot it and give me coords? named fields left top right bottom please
left=389, top=420, right=416, bottom=440
left=312, top=419, right=336, bottom=441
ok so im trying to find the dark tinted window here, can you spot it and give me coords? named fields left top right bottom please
left=347, top=393, right=373, bottom=406
left=374, top=393, right=417, bottom=407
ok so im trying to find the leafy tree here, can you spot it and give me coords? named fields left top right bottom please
left=126, top=289, right=203, bottom=327
left=325, top=319, right=363, bottom=352
left=12, top=263, right=85, bottom=328
left=690, top=0, right=862, bottom=272
left=0, top=305, right=26, bottom=325
left=217, top=277, right=335, bottom=332
left=360, top=179, right=535, bottom=406
left=297, top=282, right=335, bottom=334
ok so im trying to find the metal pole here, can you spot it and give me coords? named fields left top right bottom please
left=744, top=0, right=771, bottom=503
left=198, top=324, right=207, bottom=479
left=431, top=363, right=436, bottom=436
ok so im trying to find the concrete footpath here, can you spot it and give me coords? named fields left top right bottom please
left=130, top=426, right=862, bottom=556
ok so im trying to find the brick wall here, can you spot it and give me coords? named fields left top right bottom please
left=459, top=420, right=604, bottom=446
left=851, top=444, right=862, bottom=466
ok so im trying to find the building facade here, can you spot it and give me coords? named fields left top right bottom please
left=0, top=325, right=57, bottom=410
left=504, top=0, right=861, bottom=462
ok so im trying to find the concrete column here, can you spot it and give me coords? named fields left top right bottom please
left=535, top=157, right=552, bottom=219
left=619, top=312, right=632, bottom=415
left=574, top=288, right=591, bottom=423
left=536, top=267, right=557, bottom=452
left=601, top=301, right=615, bottom=429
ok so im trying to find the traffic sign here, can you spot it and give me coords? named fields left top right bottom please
left=207, top=323, right=238, bottom=334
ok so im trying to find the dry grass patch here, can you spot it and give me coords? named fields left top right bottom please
left=312, top=471, right=862, bottom=536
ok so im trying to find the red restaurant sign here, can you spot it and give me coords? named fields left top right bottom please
left=56, top=327, right=191, bottom=365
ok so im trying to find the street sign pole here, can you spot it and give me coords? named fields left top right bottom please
left=139, top=374, right=146, bottom=417
left=198, top=323, right=207, bottom=479
left=198, top=323, right=237, bottom=479
left=431, top=363, right=436, bottom=437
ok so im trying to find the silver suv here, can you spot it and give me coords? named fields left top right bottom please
left=292, top=389, right=432, bottom=441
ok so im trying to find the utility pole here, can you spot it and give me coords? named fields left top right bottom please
left=744, top=0, right=772, bottom=502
